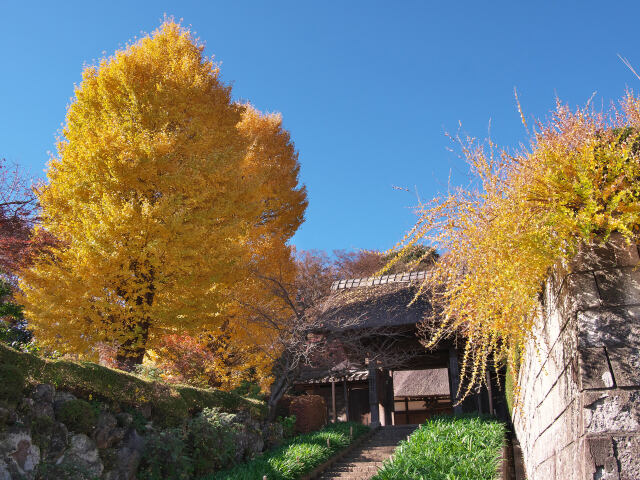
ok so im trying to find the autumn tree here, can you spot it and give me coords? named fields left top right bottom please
left=18, top=21, right=306, bottom=370
left=395, top=94, right=640, bottom=400
left=0, top=158, right=37, bottom=277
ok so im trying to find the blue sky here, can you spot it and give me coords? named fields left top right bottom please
left=2, top=1, right=640, bottom=252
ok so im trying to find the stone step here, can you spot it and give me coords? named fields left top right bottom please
left=316, top=425, right=417, bottom=480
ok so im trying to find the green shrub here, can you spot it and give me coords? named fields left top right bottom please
left=188, top=407, right=239, bottom=475
left=0, top=343, right=266, bottom=424
left=36, top=461, right=99, bottom=480
left=139, top=428, right=193, bottom=480
left=371, top=415, right=505, bottom=480
left=208, top=422, right=369, bottom=480
left=56, top=399, right=97, bottom=434
left=279, top=415, right=296, bottom=439
left=0, top=363, right=24, bottom=403
left=231, top=381, right=263, bottom=400
left=30, top=415, right=54, bottom=449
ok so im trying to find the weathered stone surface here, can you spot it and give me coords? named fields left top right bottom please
left=579, top=347, right=614, bottom=390
left=45, top=422, right=68, bottom=462
left=0, top=460, right=10, bottom=480
left=613, top=435, right=640, bottom=480
left=585, top=436, right=620, bottom=480
left=0, top=431, right=40, bottom=479
left=594, top=267, right=640, bottom=306
left=57, top=434, right=103, bottom=478
left=557, top=273, right=601, bottom=315
left=577, top=308, right=640, bottom=348
left=31, top=384, right=55, bottom=404
left=583, top=390, right=640, bottom=434
left=31, top=401, right=54, bottom=420
left=0, top=407, right=16, bottom=426
left=102, top=428, right=144, bottom=480
left=94, top=412, right=125, bottom=449
left=570, top=234, right=639, bottom=272
left=607, top=346, right=640, bottom=387
left=115, top=413, right=133, bottom=429
left=514, top=245, right=640, bottom=480
left=53, top=391, right=76, bottom=412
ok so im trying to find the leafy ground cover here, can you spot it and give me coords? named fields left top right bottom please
left=208, top=421, right=369, bottom=480
left=372, top=415, right=505, bottom=480
left=0, top=343, right=265, bottom=426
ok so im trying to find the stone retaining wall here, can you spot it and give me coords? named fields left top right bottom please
left=513, top=233, right=640, bottom=480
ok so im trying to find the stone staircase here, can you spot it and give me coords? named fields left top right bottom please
left=317, top=425, right=417, bottom=480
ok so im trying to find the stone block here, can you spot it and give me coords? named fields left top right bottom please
left=594, top=267, right=640, bottom=306
left=532, top=453, right=556, bottom=479
left=557, top=272, right=601, bottom=315
left=555, top=441, right=580, bottom=480
left=577, top=308, right=640, bottom=348
left=582, top=390, right=640, bottom=435
left=613, top=435, right=640, bottom=480
left=570, top=234, right=639, bottom=272
left=584, top=435, right=621, bottom=480
left=579, top=347, right=615, bottom=390
left=607, top=346, right=640, bottom=387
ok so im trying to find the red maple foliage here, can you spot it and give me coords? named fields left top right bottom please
left=0, top=159, right=37, bottom=275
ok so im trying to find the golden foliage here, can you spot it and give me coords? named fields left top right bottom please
left=396, top=94, right=640, bottom=399
left=18, top=21, right=306, bottom=370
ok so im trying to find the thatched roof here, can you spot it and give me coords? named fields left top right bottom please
left=319, top=272, right=432, bottom=330
left=393, top=368, right=450, bottom=397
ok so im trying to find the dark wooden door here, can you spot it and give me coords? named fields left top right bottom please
left=348, top=387, right=370, bottom=425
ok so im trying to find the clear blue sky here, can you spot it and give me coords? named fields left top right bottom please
left=2, top=1, right=639, bottom=252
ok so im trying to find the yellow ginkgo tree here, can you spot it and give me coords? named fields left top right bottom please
left=19, top=21, right=307, bottom=371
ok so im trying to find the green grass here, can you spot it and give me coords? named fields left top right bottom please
left=207, top=422, right=369, bottom=480
left=371, top=415, right=505, bottom=480
left=0, top=343, right=266, bottom=425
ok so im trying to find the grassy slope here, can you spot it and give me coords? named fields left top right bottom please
left=208, top=422, right=369, bottom=480
left=0, top=343, right=265, bottom=425
left=372, top=415, right=505, bottom=480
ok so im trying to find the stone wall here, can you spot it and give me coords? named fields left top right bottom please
left=513, top=234, right=640, bottom=480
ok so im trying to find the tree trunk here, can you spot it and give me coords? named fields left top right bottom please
left=115, top=319, right=150, bottom=372
left=115, top=265, right=155, bottom=372
left=267, top=372, right=291, bottom=422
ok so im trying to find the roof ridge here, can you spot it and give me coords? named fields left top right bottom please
left=330, top=270, right=428, bottom=291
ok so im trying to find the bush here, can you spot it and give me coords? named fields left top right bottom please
left=279, top=415, right=296, bottom=439
left=0, top=363, right=24, bottom=403
left=395, top=95, right=640, bottom=399
left=56, top=399, right=97, bottom=434
left=139, top=428, right=193, bottom=480
left=188, top=407, right=239, bottom=475
left=371, top=415, right=505, bottom=480
left=209, top=422, right=369, bottom=480
left=289, top=395, right=326, bottom=433
left=231, top=381, right=263, bottom=400
left=0, top=343, right=266, bottom=424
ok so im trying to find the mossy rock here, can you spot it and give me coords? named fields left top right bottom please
left=0, top=363, right=25, bottom=404
left=56, top=399, right=97, bottom=434
left=0, top=344, right=266, bottom=424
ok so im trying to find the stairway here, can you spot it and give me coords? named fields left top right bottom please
left=317, top=425, right=417, bottom=480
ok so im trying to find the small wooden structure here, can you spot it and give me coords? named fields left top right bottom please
left=293, top=271, right=493, bottom=426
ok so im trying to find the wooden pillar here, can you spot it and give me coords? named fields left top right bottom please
left=486, top=370, right=494, bottom=416
left=448, top=347, right=463, bottom=415
left=368, top=362, right=380, bottom=426
left=343, top=379, right=349, bottom=421
left=331, top=380, right=337, bottom=423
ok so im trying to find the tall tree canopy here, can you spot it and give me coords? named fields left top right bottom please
left=18, top=21, right=306, bottom=369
